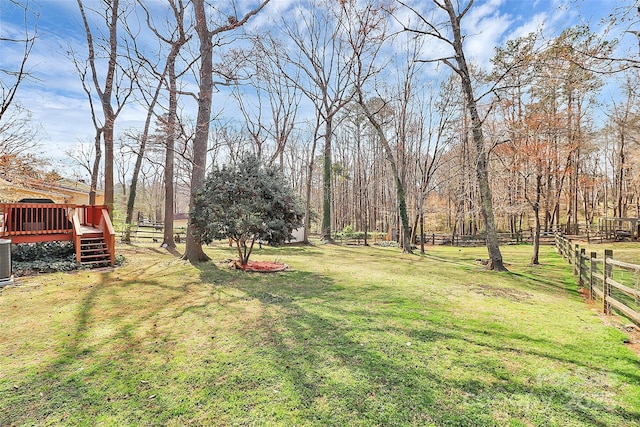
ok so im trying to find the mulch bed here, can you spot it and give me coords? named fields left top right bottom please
left=232, top=260, right=288, bottom=272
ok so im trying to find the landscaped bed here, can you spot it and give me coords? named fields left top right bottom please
left=1, top=242, right=638, bottom=426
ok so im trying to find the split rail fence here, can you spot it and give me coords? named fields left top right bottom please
left=555, top=234, right=640, bottom=326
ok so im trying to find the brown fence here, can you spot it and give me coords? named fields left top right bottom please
left=418, top=231, right=555, bottom=246
left=555, top=233, right=640, bottom=325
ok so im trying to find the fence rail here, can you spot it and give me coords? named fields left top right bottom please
left=555, top=233, right=640, bottom=325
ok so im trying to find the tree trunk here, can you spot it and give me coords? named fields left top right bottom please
left=89, top=128, right=102, bottom=205
left=303, top=118, right=320, bottom=244
left=162, top=127, right=176, bottom=249
left=420, top=211, right=425, bottom=254
left=162, top=53, right=180, bottom=250
left=321, top=117, right=333, bottom=243
left=103, top=117, right=114, bottom=209
left=443, top=0, right=506, bottom=270
left=530, top=172, right=543, bottom=265
left=184, top=0, right=213, bottom=263
left=123, top=139, right=145, bottom=243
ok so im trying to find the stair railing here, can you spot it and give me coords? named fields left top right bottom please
left=71, top=207, right=83, bottom=263
left=98, top=207, right=116, bottom=265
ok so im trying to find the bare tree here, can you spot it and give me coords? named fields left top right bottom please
left=232, top=45, right=301, bottom=168
left=607, top=71, right=640, bottom=218
left=0, top=105, right=40, bottom=157
left=65, top=142, right=95, bottom=181
left=0, top=0, right=37, bottom=122
left=183, top=0, right=271, bottom=263
left=0, top=1, right=40, bottom=163
left=348, top=0, right=419, bottom=253
left=136, top=0, right=191, bottom=250
left=415, top=79, right=456, bottom=254
left=114, top=137, right=131, bottom=199
left=75, top=0, right=134, bottom=208
left=262, top=0, right=358, bottom=243
left=399, top=0, right=506, bottom=270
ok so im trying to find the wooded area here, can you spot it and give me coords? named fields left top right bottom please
left=1, top=0, right=639, bottom=265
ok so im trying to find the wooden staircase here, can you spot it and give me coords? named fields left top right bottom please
left=79, top=234, right=112, bottom=267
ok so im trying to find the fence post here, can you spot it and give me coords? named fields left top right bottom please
left=579, top=248, right=586, bottom=287
left=572, top=243, right=580, bottom=276
left=589, top=251, right=596, bottom=301
left=603, top=249, right=613, bottom=315
left=558, top=235, right=563, bottom=257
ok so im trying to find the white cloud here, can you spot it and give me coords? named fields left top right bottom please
left=507, top=12, right=548, bottom=40
left=462, top=0, right=512, bottom=67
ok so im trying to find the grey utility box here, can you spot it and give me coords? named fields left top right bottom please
left=0, top=238, right=13, bottom=287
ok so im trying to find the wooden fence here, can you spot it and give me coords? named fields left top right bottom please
left=121, top=222, right=187, bottom=243
left=555, top=233, right=640, bottom=325
left=416, top=231, right=554, bottom=246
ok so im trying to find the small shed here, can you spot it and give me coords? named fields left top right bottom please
left=288, top=226, right=305, bottom=243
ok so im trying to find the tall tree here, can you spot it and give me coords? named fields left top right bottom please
left=263, top=0, right=357, bottom=242
left=137, top=0, right=191, bottom=250
left=401, top=0, right=507, bottom=270
left=183, top=0, right=270, bottom=263
left=76, top=0, right=133, bottom=208
left=607, top=73, right=640, bottom=218
left=346, top=0, right=417, bottom=253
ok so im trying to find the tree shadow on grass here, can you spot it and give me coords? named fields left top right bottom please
left=0, top=266, right=203, bottom=426
left=193, top=261, right=640, bottom=426
left=508, top=270, right=579, bottom=297
left=4, top=247, right=637, bottom=426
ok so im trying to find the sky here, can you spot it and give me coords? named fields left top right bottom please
left=1, top=0, right=638, bottom=176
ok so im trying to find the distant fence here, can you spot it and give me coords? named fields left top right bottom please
left=419, top=231, right=557, bottom=246
left=121, top=222, right=187, bottom=243
left=332, top=230, right=556, bottom=247
left=555, top=234, right=640, bottom=325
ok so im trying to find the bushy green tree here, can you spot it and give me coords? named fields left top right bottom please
left=191, top=155, right=304, bottom=266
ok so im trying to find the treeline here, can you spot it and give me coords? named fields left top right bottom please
left=2, top=1, right=639, bottom=264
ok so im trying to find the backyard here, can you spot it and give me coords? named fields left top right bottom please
left=1, top=242, right=639, bottom=426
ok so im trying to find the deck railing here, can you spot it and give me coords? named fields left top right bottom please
left=0, top=203, right=74, bottom=242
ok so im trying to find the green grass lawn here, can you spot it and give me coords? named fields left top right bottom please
left=1, top=242, right=639, bottom=426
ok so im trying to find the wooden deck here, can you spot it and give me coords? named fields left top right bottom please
left=0, top=203, right=115, bottom=266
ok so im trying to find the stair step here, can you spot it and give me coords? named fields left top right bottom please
left=77, top=235, right=112, bottom=266
left=81, top=244, right=107, bottom=250
left=82, top=250, right=107, bottom=256
left=81, top=240, right=105, bottom=245
left=81, top=253, right=110, bottom=259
